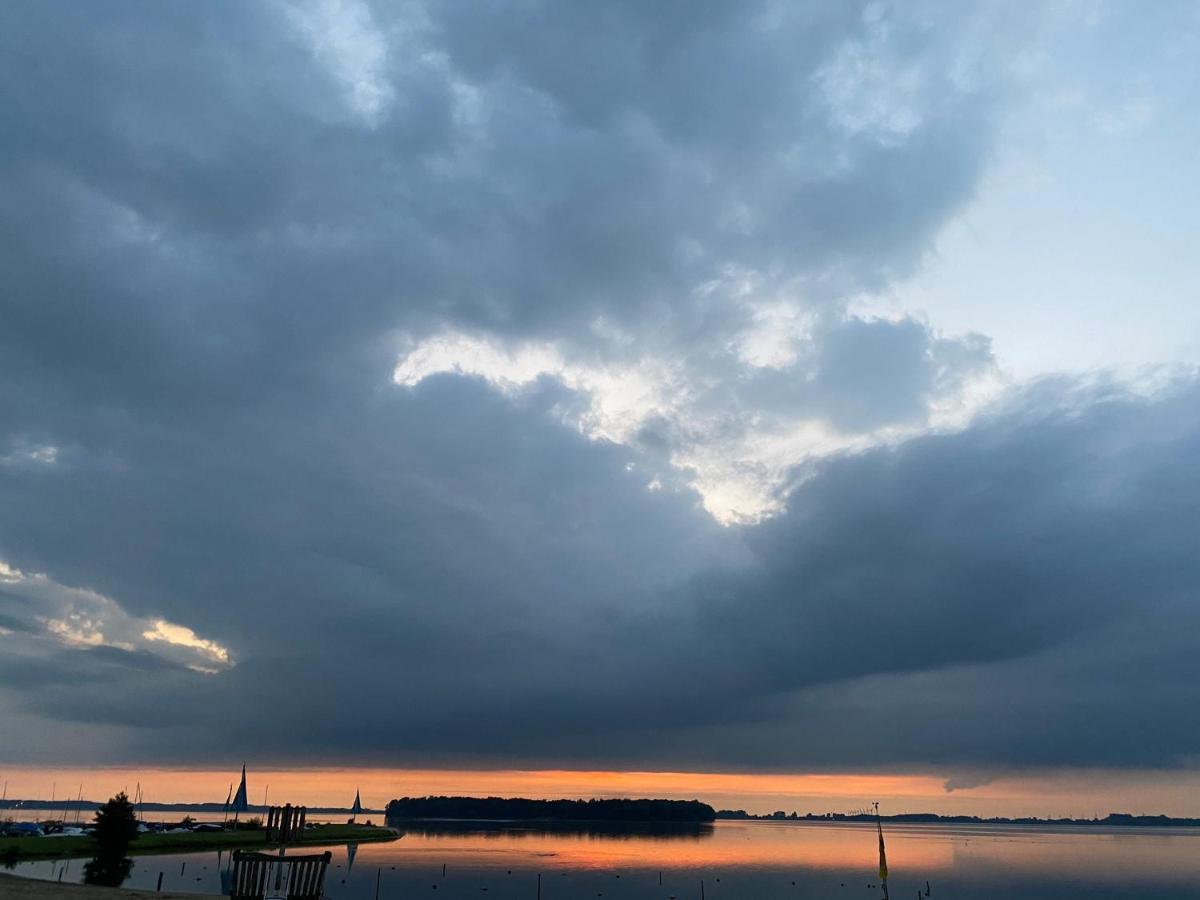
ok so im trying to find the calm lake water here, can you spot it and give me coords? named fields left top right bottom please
left=10, top=819, right=1200, bottom=899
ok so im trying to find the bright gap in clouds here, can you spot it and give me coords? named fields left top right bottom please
left=393, top=319, right=1003, bottom=524
left=142, top=620, right=232, bottom=669
left=0, top=559, right=233, bottom=674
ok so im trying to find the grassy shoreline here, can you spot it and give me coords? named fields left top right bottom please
left=0, top=825, right=399, bottom=863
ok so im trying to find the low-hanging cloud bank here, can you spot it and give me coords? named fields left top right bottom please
left=3, top=373, right=1197, bottom=770
left=0, top=1, right=1197, bottom=775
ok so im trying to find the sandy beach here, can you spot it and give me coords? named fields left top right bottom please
left=0, top=875, right=208, bottom=900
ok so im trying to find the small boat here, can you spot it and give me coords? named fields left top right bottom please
left=3, top=822, right=42, bottom=837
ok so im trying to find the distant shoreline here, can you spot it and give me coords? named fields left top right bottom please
left=7, top=800, right=1198, bottom=830
left=716, top=811, right=1200, bottom=828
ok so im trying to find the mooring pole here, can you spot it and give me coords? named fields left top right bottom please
left=375, top=867, right=381, bottom=900
left=156, top=873, right=163, bottom=892
left=537, top=872, right=541, bottom=899
left=275, top=844, right=286, bottom=892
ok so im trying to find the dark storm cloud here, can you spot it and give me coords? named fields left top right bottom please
left=666, top=377, right=1200, bottom=769
left=0, top=0, right=1001, bottom=360
left=3, top=0, right=1194, bottom=775
left=3, top=372, right=1197, bottom=771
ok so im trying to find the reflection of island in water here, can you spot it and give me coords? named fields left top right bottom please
left=391, top=820, right=715, bottom=841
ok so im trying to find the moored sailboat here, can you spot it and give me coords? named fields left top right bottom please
left=230, top=764, right=249, bottom=826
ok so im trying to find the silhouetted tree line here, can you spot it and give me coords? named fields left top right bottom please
left=386, top=796, right=716, bottom=823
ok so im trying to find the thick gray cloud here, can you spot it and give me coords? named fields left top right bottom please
left=3, top=372, right=1197, bottom=771
left=1, top=0, right=1196, bottom=777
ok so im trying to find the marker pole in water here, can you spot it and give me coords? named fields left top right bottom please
left=375, top=867, right=381, bottom=900
left=701, top=879, right=705, bottom=899
left=442, top=863, right=446, bottom=877
left=156, top=872, right=163, bottom=892
left=536, top=872, right=541, bottom=900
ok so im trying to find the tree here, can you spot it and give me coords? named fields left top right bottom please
left=93, top=792, right=138, bottom=857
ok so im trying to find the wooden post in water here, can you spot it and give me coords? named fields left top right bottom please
left=375, top=867, right=381, bottom=900
left=442, top=863, right=446, bottom=878
left=156, top=873, right=163, bottom=892
left=875, top=802, right=890, bottom=900
left=536, top=873, right=541, bottom=900
left=701, top=879, right=705, bottom=899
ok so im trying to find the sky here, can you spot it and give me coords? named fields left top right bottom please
left=1, top=0, right=1198, bottom=817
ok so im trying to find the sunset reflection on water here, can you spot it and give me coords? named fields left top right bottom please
left=288, top=820, right=1200, bottom=899
left=13, top=820, right=1200, bottom=899
left=367, top=819, right=956, bottom=872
